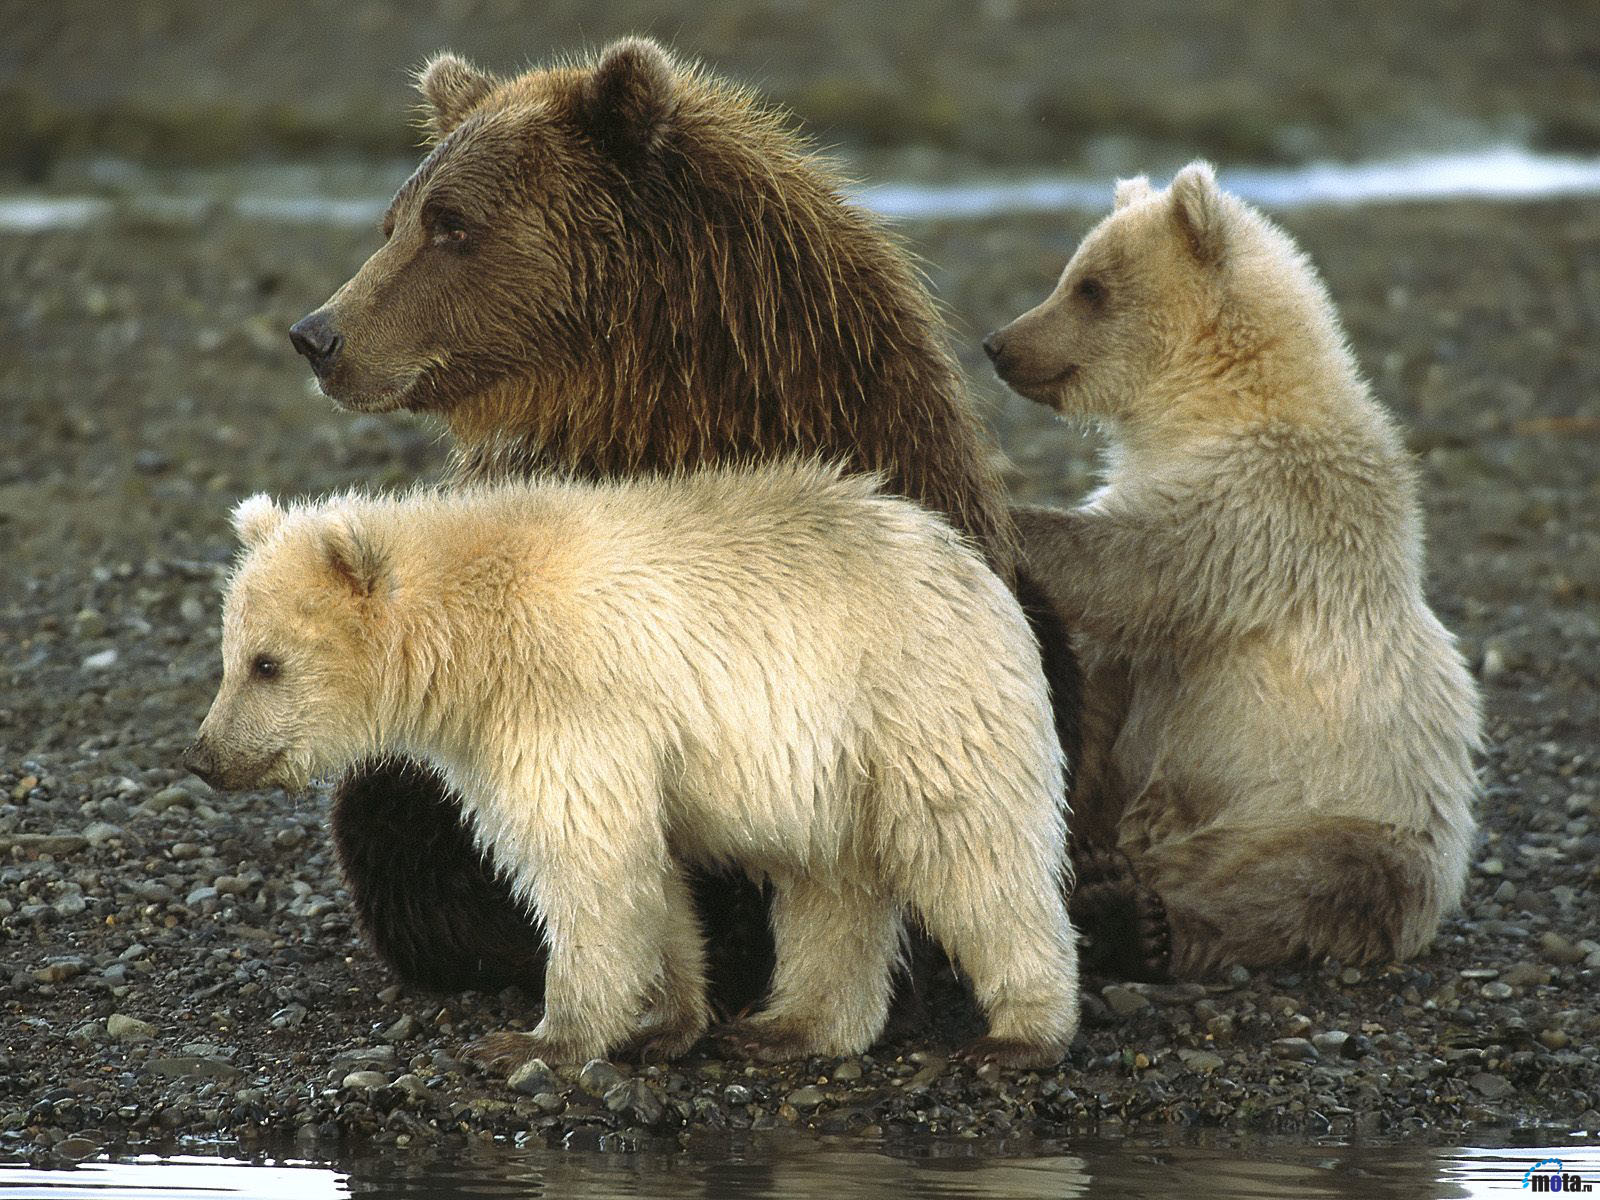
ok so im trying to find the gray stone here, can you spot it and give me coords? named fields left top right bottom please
left=1177, top=1050, right=1224, bottom=1072
left=722, top=1084, right=753, bottom=1105
left=107, top=1014, right=155, bottom=1041
left=1539, top=931, right=1586, bottom=965
left=1102, top=985, right=1152, bottom=1018
left=383, top=1014, right=420, bottom=1042
left=1312, top=1030, right=1350, bottom=1056
left=144, top=1056, right=242, bottom=1082
left=831, top=1059, right=863, bottom=1082
left=577, top=1059, right=623, bottom=1097
left=341, top=1071, right=388, bottom=1091
left=507, top=1058, right=558, bottom=1097
left=786, top=1086, right=826, bottom=1108
left=1470, top=1072, right=1514, bottom=1100
left=1271, top=1038, right=1319, bottom=1061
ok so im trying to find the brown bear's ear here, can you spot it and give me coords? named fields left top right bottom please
left=232, top=493, right=284, bottom=549
left=1114, top=175, right=1152, bottom=210
left=576, top=37, right=679, bottom=164
left=1170, top=161, right=1227, bottom=266
left=416, top=52, right=499, bottom=142
left=319, top=518, right=389, bottom=600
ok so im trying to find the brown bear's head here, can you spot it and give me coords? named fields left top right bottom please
left=187, top=494, right=390, bottom=794
left=290, top=39, right=687, bottom=420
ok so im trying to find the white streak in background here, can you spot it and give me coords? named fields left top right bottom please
left=4, top=146, right=1600, bottom=232
left=856, top=146, right=1600, bottom=219
left=0, top=196, right=112, bottom=231
left=0, top=1156, right=348, bottom=1199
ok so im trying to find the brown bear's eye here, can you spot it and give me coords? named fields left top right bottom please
left=1077, top=277, right=1107, bottom=305
left=251, top=655, right=281, bottom=681
left=428, top=208, right=471, bottom=251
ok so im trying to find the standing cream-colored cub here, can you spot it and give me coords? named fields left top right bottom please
left=987, top=162, right=1481, bottom=978
left=187, top=462, right=1079, bottom=1068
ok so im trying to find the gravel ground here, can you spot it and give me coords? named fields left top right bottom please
left=1, top=189, right=1597, bottom=1164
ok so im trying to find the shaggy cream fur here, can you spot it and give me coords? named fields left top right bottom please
left=989, top=163, right=1482, bottom=977
left=191, top=462, right=1080, bottom=1066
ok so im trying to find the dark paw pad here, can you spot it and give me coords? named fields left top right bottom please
left=956, top=1035, right=1065, bottom=1071
left=463, top=1031, right=543, bottom=1076
left=710, top=1020, right=816, bottom=1064
left=1069, top=842, right=1173, bottom=982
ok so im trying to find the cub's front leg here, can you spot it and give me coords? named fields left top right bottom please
left=464, top=763, right=698, bottom=1072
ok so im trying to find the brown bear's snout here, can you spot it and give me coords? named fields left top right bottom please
left=982, top=329, right=1007, bottom=366
left=183, top=740, right=224, bottom=790
left=289, top=310, right=344, bottom=378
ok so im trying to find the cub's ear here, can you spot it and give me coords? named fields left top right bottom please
left=232, top=493, right=284, bottom=549
left=576, top=37, right=679, bottom=163
left=1113, top=175, right=1152, bottom=210
left=416, top=52, right=499, bottom=142
left=1169, top=161, right=1227, bottom=266
left=319, top=518, right=389, bottom=600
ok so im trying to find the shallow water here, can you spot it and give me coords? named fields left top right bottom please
left=2, top=146, right=1599, bottom=235
left=3, top=1138, right=1598, bottom=1199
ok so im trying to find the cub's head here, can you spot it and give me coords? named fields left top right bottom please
left=288, top=37, right=689, bottom=416
left=985, top=161, right=1281, bottom=422
left=186, top=495, right=391, bottom=793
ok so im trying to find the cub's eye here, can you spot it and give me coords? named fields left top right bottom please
left=428, top=208, right=471, bottom=250
left=1076, top=277, right=1107, bottom=305
left=251, top=655, right=281, bottom=681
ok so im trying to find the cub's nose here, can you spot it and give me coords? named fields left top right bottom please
left=289, top=310, right=343, bottom=378
left=182, top=742, right=222, bottom=790
left=982, top=330, right=1006, bottom=364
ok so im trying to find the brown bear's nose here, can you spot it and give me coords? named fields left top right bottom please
left=183, top=741, right=223, bottom=790
left=289, top=310, right=344, bottom=378
left=982, top=330, right=1006, bottom=364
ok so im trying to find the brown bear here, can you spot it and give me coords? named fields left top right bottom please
left=287, top=38, right=1082, bottom=1016
left=986, top=164, right=1482, bottom=978
left=188, top=466, right=1080, bottom=1068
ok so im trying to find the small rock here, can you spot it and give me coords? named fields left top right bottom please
left=341, top=1071, right=388, bottom=1091
left=1312, top=1031, right=1350, bottom=1056
left=1101, top=985, right=1152, bottom=1018
left=831, top=1059, right=863, bottom=1082
left=723, top=1084, right=754, bottom=1105
left=1271, top=1038, right=1318, bottom=1062
left=52, top=893, right=87, bottom=918
left=507, top=1058, right=558, bottom=1096
left=1177, top=1050, right=1224, bottom=1072
left=146, top=786, right=193, bottom=812
left=1224, top=965, right=1252, bottom=987
left=1539, top=932, right=1586, bottom=965
left=185, top=886, right=219, bottom=906
left=1470, top=1072, right=1514, bottom=1100
left=1500, top=963, right=1552, bottom=988
left=1538, top=1029, right=1570, bottom=1051
left=1480, top=981, right=1514, bottom=1000
left=577, top=1059, right=623, bottom=1097
left=34, top=957, right=89, bottom=983
left=107, top=1014, right=155, bottom=1041
left=82, top=648, right=119, bottom=671
left=1340, top=967, right=1362, bottom=985
left=621, top=1079, right=667, bottom=1125
left=144, top=1056, right=241, bottom=1082
left=82, top=821, right=123, bottom=846
left=383, top=1014, right=420, bottom=1042
left=1476, top=858, right=1504, bottom=876
left=391, top=1073, right=432, bottom=1098
left=6, top=833, right=88, bottom=857
left=786, top=1086, right=826, bottom=1108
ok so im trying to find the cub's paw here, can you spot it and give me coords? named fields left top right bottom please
left=1069, top=841, right=1173, bottom=983
left=711, top=1019, right=819, bottom=1064
left=619, top=1021, right=705, bottom=1065
left=465, top=1030, right=561, bottom=1075
left=956, top=1035, right=1067, bottom=1071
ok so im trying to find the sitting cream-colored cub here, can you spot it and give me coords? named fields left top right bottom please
left=987, top=163, right=1481, bottom=978
left=187, top=462, right=1079, bottom=1068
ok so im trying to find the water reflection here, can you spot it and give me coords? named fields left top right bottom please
left=3, top=1139, right=1596, bottom=1200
